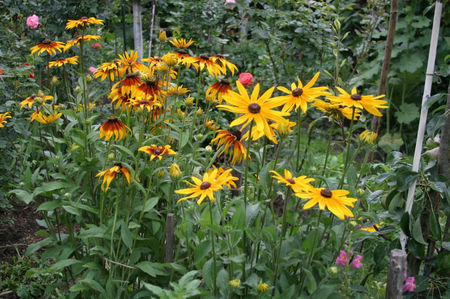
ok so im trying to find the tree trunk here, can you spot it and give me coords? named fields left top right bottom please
left=385, top=249, right=407, bottom=299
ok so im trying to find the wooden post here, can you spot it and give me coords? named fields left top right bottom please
left=165, top=213, right=175, bottom=264
left=371, top=0, right=398, bottom=134
left=132, top=0, right=143, bottom=60
left=385, top=249, right=407, bottom=299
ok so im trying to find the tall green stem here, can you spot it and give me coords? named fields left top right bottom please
left=272, top=187, right=290, bottom=290
left=338, top=107, right=356, bottom=188
left=208, top=200, right=217, bottom=295
left=295, top=110, right=302, bottom=171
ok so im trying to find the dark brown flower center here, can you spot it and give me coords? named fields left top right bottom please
left=81, top=16, right=88, bottom=20
left=248, top=103, right=261, bottom=114
left=139, top=100, right=150, bottom=105
left=177, top=49, right=187, bottom=55
left=107, top=116, right=119, bottom=123
left=287, top=178, right=295, bottom=184
left=216, top=54, right=224, bottom=59
left=114, top=162, right=123, bottom=168
left=320, top=188, right=332, bottom=198
left=351, top=94, right=361, bottom=101
left=144, top=80, right=157, bottom=86
left=230, top=128, right=242, bottom=140
left=154, top=148, right=163, bottom=155
left=200, top=181, right=211, bottom=190
left=200, top=54, right=209, bottom=60
left=220, top=78, right=230, bottom=85
left=42, top=39, right=51, bottom=44
left=292, top=88, right=303, bottom=97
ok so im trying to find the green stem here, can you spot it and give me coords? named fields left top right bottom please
left=338, top=107, right=356, bottom=189
left=321, top=120, right=335, bottom=178
left=208, top=200, right=217, bottom=295
left=295, top=110, right=302, bottom=171
left=272, top=187, right=291, bottom=290
left=189, top=71, right=203, bottom=139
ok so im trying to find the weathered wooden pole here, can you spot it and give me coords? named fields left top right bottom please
left=371, top=0, right=398, bottom=134
left=385, top=249, right=407, bottom=299
left=132, top=0, right=143, bottom=60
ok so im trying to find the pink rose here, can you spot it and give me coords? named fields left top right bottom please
left=238, top=72, right=253, bottom=87
left=89, top=67, right=97, bottom=74
left=26, top=14, right=39, bottom=29
left=335, top=250, right=348, bottom=269
left=350, top=255, right=363, bottom=269
left=402, top=277, right=416, bottom=292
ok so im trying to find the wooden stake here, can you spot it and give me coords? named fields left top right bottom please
left=385, top=249, right=407, bottom=299
left=165, top=213, right=175, bottom=264
left=371, top=0, right=398, bottom=134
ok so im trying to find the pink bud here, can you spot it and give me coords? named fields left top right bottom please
left=238, top=72, right=253, bottom=87
left=89, top=67, right=97, bottom=74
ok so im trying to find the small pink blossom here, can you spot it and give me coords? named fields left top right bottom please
left=89, top=67, right=97, bottom=74
left=26, top=14, right=39, bottom=29
left=91, top=42, right=101, bottom=49
left=225, top=0, right=236, bottom=9
left=238, top=72, right=253, bottom=87
left=335, top=250, right=348, bottom=269
left=402, top=277, right=416, bottom=292
left=350, top=255, right=363, bottom=269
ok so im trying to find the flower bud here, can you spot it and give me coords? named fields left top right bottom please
left=169, top=162, right=181, bottom=179
left=85, top=75, right=92, bottom=83
left=159, top=30, right=167, bottom=42
left=185, top=96, right=194, bottom=107
left=205, top=145, right=213, bottom=153
left=257, top=281, right=269, bottom=293
left=162, top=53, right=178, bottom=66
left=108, top=153, right=115, bottom=160
left=196, top=107, right=203, bottom=115
left=229, top=279, right=240, bottom=288
left=51, top=76, right=59, bottom=84
left=74, top=85, right=81, bottom=94
left=329, top=266, right=339, bottom=275
left=349, top=220, right=358, bottom=228
left=157, top=169, right=165, bottom=178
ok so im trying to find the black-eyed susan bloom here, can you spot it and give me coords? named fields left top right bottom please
left=295, top=187, right=357, bottom=220
left=0, top=112, right=12, bottom=128
left=276, top=72, right=330, bottom=113
left=211, top=55, right=238, bottom=75
left=20, top=95, right=53, bottom=109
left=63, top=35, right=101, bottom=52
left=327, top=87, right=387, bottom=117
left=96, top=163, right=131, bottom=192
left=175, top=168, right=237, bottom=205
left=99, top=116, right=131, bottom=141
left=94, top=60, right=126, bottom=81
left=138, top=145, right=176, bottom=161
left=169, top=37, right=194, bottom=48
left=30, top=109, right=62, bottom=124
left=65, top=16, right=104, bottom=30
left=217, top=81, right=289, bottom=143
left=210, top=129, right=247, bottom=165
left=270, top=169, right=315, bottom=193
left=182, top=54, right=225, bottom=77
left=48, top=56, right=78, bottom=68
left=206, top=79, right=233, bottom=104
left=313, top=99, right=360, bottom=120
left=30, top=39, right=65, bottom=56
left=118, top=50, right=143, bottom=73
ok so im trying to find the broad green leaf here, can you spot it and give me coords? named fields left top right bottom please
left=194, top=240, right=211, bottom=265
left=10, top=189, right=34, bottom=204
left=50, top=258, right=82, bottom=271
left=379, top=133, right=403, bottom=153
left=34, top=181, right=71, bottom=196
left=136, top=261, right=168, bottom=277
left=121, top=222, right=133, bottom=249
left=62, top=205, right=80, bottom=216
left=395, top=103, right=419, bottom=124
left=37, top=200, right=62, bottom=211
left=429, top=210, right=441, bottom=240
left=412, top=216, right=427, bottom=245
left=303, top=268, right=317, bottom=294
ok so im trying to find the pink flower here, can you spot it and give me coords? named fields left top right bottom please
left=89, top=67, right=97, bottom=74
left=402, top=277, right=416, bottom=292
left=335, top=250, right=348, bottom=269
left=238, top=72, right=253, bottom=87
left=91, top=42, right=101, bottom=49
left=225, top=0, right=236, bottom=9
left=350, top=255, right=363, bottom=269
left=26, top=14, right=39, bottom=29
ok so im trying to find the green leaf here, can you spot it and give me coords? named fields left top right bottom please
left=202, top=258, right=213, bottom=290
left=79, top=278, right=106, bottom=294
left=136, top=261, right=168, bottom=277
left=303, top=268, right=317, bottom=294
left=70, top=283, right=89, bottom=292
left=429, top=210, right=441, bottom=240
left=194, top=240, right=211, bottom=265
left=121, top=222, right=133, bottom=249
left=112, top=144, right=135, bottom=158
left=180, top=132, right=189, bottom=149
left=231, top=201, right=245, bottom=229
left=379, top=133, right=403, bottom=153
left=62, top=205, right=80, bottom=216
left=34, top=181, right=71, bottom=197
left=10, top=189, right=34, bottom=204
left=412, top=216, right=427, bottom=245
left=398, top=53, right=423, bottom=73
left=50, top=258, right=82, bottom=271
left=395, top=103, right=420, bottom=125
left=37, top=200, right=62, bottom=211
